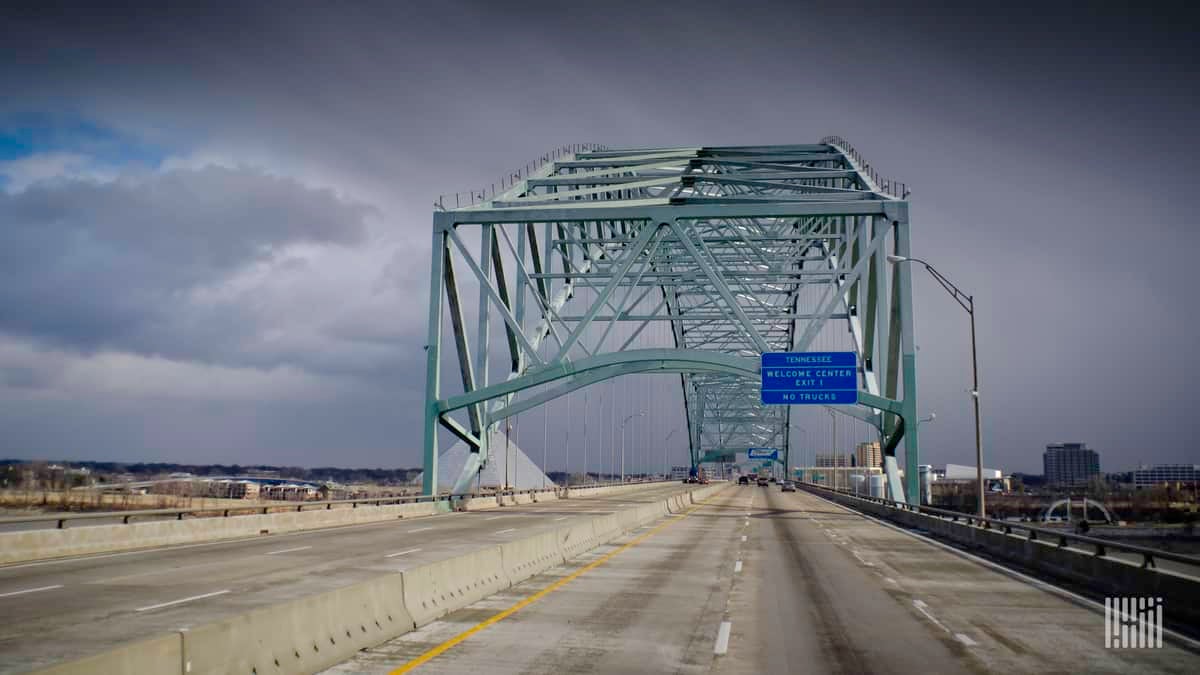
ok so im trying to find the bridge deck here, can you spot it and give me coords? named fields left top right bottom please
left=0, top=483, right=688, bottom=674
left=327, top=486, right=1198, bottom=674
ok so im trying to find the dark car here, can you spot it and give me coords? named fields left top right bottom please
left=738, top=475, right=750, bottom=485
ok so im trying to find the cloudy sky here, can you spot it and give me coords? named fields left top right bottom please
left=0, top=1, right=1196, bottom=473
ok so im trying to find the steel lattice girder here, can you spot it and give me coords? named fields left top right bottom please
left=421, top=141, right=920, bottom=501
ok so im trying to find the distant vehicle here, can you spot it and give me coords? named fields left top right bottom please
left=781, top=480, right=796, bottom=492
left=756, top=477, right=769, bottom=487
left=737, top=475, right=750, bottom=485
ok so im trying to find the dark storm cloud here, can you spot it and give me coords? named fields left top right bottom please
left=0, top=0, right=1196, bottom=470
left=0, top=166, right=376, bottom=372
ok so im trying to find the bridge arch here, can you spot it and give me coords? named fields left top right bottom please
left=421, top=141, right=919, bottom=498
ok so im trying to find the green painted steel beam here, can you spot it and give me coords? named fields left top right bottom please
left=423, top=141, right=917, bottom=498
left=439, top=348, right=759, bottom=415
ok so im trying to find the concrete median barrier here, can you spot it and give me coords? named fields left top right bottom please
left=181, top=573, right=414, bottom=675
left=459, top=496, right=499, bottom=511
left=0, top=501, right=442, bottom=565
left=591, top=513, right=622, bottom=543
left=556, top=520, right=600, bottom=560
left=33, top=633, right=181, bottom=675
left=402, top=546, right=509, bottom=627
left=616, top=506, right=642, bottom=531
left=392, top=502, right=438, bottom=519
left=635, top=503, right=665, bottom=526
left=501, top=530, right=566, bottom=585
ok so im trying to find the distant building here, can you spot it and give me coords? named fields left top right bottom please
left=855, top=442, right=882, bottom=469
left=1133, top=464, right=1200, bottom=488
left=943, top=463, right=1003, bottom=480
left=815, top=453, right=851, bottom=467
left=1043, top=443, right=1100, bottom=486
left=227, top=480, right=260, bottom=500
left=262, top=483, right=319, bottom=501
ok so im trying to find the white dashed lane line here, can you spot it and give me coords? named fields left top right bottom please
left=0, top=584, right=63, bottom=599
left=912, top=599, right=950, bottom=633
left=714, top=621, right=732, bottom=655
left=495, top=528, right=517, bottom=535
left=406, top=527, right=434, bottom=534
left=385, top=548, right=422, bottom=558
left=135, top=589, right=230, bottom=612
left=264, top=546, right=312, bottom=555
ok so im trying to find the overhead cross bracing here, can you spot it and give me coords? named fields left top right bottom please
left=421, top=140, right=921, bottom=501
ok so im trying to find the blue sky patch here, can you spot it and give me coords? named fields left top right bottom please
left=0, top=113, right=173, bottom=169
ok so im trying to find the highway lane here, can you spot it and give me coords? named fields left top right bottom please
left=0, top=482, right=690, bottom=674
left=327, top=484, right=1200, bottom=674
left=324, top=484, right=746, bottom=674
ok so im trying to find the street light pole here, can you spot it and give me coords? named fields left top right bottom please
left=888, top=255, right=985, bottom=519
left=664, top=427, right=680, bottom=479
left=620, top=412, right=645, bottom=484
left=829, top=409, right=838, bottom=490
left=789, top=424, right=807, bottom=483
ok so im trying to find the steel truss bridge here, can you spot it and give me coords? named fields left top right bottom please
left=421, top=139, right=921, bottom=501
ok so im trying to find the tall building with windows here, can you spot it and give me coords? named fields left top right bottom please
left=855, top=441, right=882, bottom=469
left=814, top=453, right=851, bottom=467
left=1133, top=464, right=1200, bottom=488
left=1043, top=443, right=1100, bottom=486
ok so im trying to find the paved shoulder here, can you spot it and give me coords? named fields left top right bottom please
left=719, top=488, right=1198, bottom=675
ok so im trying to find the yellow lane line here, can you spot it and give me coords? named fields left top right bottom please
left=388, top=500, right=712, bottom=674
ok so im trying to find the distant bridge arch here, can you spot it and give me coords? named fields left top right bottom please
left=1042, top=498, right=1114, bottom=523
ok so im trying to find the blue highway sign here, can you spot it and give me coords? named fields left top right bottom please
left=747, top=448, right=779, bottom=460
left=761, top=351, right=858, bottom=405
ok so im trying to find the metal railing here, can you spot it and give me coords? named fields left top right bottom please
left=0, top=478, right=674, bottom=530
left=435, top=143, right=609, bottom=211
left=800, top=481, right=1200, bottom=573
left=821, top=135, right=910, bottom=199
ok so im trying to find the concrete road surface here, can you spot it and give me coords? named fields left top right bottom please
left=0, top=483, right=690, bottom=674
left=326, top=485, right=1200, bottom=674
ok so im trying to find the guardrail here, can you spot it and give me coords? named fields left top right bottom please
left=800, top=481, right=1200, bottom=574
left=0, top=479, right=673, bottom=530
left=435, top=143, right=609, bottom=210
left=820, top=135, right=910, bottom=199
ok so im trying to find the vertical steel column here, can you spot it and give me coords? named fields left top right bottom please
left=893, top=213, right=921, bottom=503
left=475, top=225, right=494, bottom=463
left=421, top=226, right=448, bottom=496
